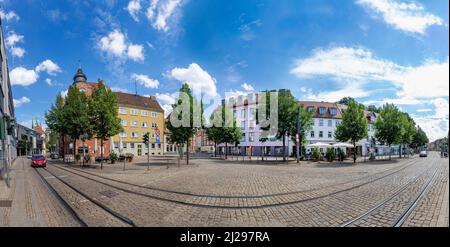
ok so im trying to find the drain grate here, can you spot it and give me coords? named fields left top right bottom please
left=0, top=200, right=12, bottom=208
left=99, top=190, right=119, bottom=198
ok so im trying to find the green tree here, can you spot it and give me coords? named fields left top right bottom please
left=412, top=127, right=429, bottom=150
left=335, top=100, right=368, bottom=163
left=257, top=89, right=297, bottom=161
left=61, top=86, right=92, bottom=162
left=373, top=103, right=403, bottom=160
left=399, top=113, right=416, bottom=158
left=167, top=84, right=202, bottom=165
left=90, top=80, right=123, bottom=169
left=45, top=94, right=68, bottom=161
left=208, top=103, right=243, bottom=159
left=366, top=105, right=381, bottom=113
left=338, top=97, right=365, bottom=109
left=46, top=130, right=58, bottom=153
left=205, top=124, right=222, bottom=157
left=292, top=105, right=314, bottom=159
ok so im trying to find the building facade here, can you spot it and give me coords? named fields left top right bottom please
left=1, top=19, right=17, bottom=182
left=110, top=92, right=165, bottom=157
left=16, top=124, right=44, bottom=156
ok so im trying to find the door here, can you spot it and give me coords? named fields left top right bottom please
left=137, top=144, right=142, bottom=156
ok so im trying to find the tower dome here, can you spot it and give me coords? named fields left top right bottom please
left=73, top=68, right=87, bottom=84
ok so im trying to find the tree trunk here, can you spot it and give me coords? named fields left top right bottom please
left=100, top=139, right=104, bottom=170
left=62, top=138, right=65, bottom=163
left=282, top=135, right=286, bottom=162
left=186, top=140, right=189, bottom=165
left=214, top=143, right=217, bottom=157
left=299, top=135, right=302, bottom=160
left=225, top=143, right=228, bottom=160
left=353, top=141, right=357, bottom=163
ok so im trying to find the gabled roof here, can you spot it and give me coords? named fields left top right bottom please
left=114, top=92, right=164, bottom=113
left=298, top=101, right=343, bottom=119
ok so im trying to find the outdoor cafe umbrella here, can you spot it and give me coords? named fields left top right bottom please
left=307, top=142, right=332, bottom=148
left=332, top=143, right=354, bottom=148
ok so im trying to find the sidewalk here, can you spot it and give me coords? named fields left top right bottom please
left=0, top=158, right=79, bottom=227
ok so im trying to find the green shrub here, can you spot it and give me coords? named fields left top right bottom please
left=326, top=148, right=336, bottom=162
left=75, top=154, right=81, bottom=161
left=110, top=152, right=118, bottom=163
left=312, top=148, right=321, bottom=161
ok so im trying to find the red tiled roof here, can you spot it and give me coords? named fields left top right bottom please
left=114, top=92, right=164, bottom=112
left=298, top=101, right=342, bottom=119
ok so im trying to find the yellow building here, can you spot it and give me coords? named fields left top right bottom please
left=110, top=92, right=165, bottom=156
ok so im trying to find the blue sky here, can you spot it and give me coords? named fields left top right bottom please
left=1, top=0, right=448, bottom=141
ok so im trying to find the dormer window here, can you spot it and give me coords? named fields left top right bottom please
left=330, top=108, right=337, bottom=115
left=307, top=106, right=315, bottom=112
left=319, top=107, right=326, bottom=115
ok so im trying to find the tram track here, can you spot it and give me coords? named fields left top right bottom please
left=34, top=167, right=136, bottom=227
left=340, top=157, right=441, bottom=227
left=45, top=158, right=427, bottom=209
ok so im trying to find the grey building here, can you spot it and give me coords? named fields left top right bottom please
left=1, top=19, right=17, bottom=184
left=16, top=124, right=44, bottom=156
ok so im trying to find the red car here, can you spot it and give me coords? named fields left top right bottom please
left=31, top=155, right=47, bottom=168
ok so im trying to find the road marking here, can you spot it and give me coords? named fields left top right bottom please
left=44, top=176, right=56, bottom=179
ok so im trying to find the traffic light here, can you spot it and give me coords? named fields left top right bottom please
left=143, top=132, right=150, bottom=145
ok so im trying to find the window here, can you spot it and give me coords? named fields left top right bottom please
left=319, top=107, right=326, bottom=115
left=121, top=120, right=127, bottom=126
left=328, top=119, right=332, bottom=127
left=130, top=143, right=135, bottom=149
left=241, top=133, right=246, bottom=142
left=151, top=112, right=158, bottom=118
left=319, top=131, right=323, bottom=138
left=151, top=123, right=158, bottom=128
left=131, top=108, right=138, bottom=115
left=151, top=144, right=155, bottom=149
left=319, top=119, right=324, bottom=127
left=142, top=122, right=148, bottom=128
left=307, top=106, right=315, bottom=112
left=142, top=110, right=148, bottom=117
left=249, top=133, right=255, bottom=142
left=131, top=121, right=138, bottom=127
left=131, top=132, right=138, bottom=138
left=311, top=131, right=315, bottom=138
left=336, top=120, right=341, bottom=126
left=249, top=121, right=255, bottom=130
left=114, top=142, right=119, bottom=149
left=123, top=142, right=127, bottom=149
left=328, top=132, right=332, bottom=138
left=330, top=108, right=337, bottom=115
left=241, top=109, right=246, bottom=119
left=120, top=132, right=127, bottom=138
left=250, top=108, right=256, bottom=120
left=119, top=107, right=127, bottom=115
left=241, top=121, right=246, bottom=130
left=233, top=110, right=237, bottom=119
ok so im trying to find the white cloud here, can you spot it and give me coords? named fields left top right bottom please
left=127, top=0, right=142, bottom=21
left=416, top=108, right=432, bottom=113
left=131, top=73, right=160, bottom=88
left=170, top=63, right=217, bottom=97
left=45, top=78, right=52, bottom=86
left=35, top=59, right=61, bottom=75
left=98, top=29, right=145, bottom=62
left=239, top=19, right=262, bottom=41
left=0, top=10, right=19, bottom=21
left=13, top=96, right=31, bottom=108
left=11, top=47, right=25, bottom=58
left=291, top=46, right=449, bottom=100
left=356, top=0, right=443, bottom=34
left=302, top=83, right=371, bottom=102
left=10, top=67, right=39, bottom=86
left=155, top=92, right=178, bottom=116
left=146, top=0, right=184, bottom=32
left=61, top=90, right=68, bottom=99
left=5, top=31, right=26, bottom=58
left=127, top=44, right=145, bottom=62
left=11, top=60, right=61, bottom=87
left=111, top=87, right=131, bottom=93
left=5, top=31, right=24, bottom=47
left=241, top=83, right=254, bottom=91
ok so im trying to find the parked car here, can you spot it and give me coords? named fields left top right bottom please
left=31, top=155, right=47, bottom=168
left=50, top=153, right=59, bottom=159
left=419, top=151, right=428, bottom=157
